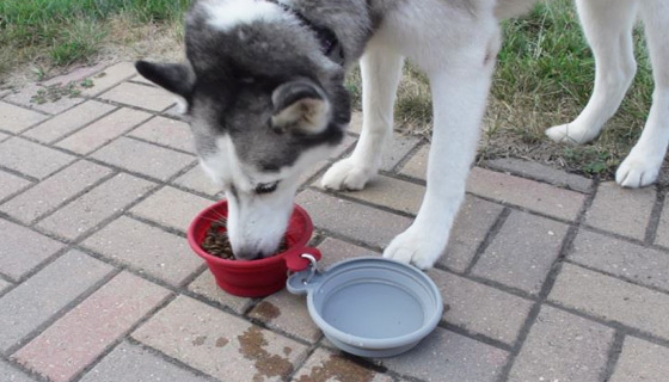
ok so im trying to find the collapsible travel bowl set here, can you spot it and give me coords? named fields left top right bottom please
left=188, top=200, right=443, bottom=357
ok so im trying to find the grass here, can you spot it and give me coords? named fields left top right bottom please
left=0, top=0, right=190, bottom=82
left=346, top=0, right=655, bottom=179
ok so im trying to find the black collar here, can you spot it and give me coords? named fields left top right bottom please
left=264, top=0, right=345, bottom=65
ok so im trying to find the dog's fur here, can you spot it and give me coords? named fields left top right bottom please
left=137, top=0, right=669, bottom=268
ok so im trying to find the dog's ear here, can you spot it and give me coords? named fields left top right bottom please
left=271, top=80, right=331, bottom=135
left=135, top=61, right=195, bottom=99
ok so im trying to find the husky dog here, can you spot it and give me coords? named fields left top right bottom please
left=137, top=0, right=668, bottom=268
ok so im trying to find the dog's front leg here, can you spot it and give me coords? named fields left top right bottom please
left=322, top=42, right=404, bottom=191
left=384, top=63, right=493, bottom=270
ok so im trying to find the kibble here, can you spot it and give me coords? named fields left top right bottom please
left=201, top=218, right=288, bottom=260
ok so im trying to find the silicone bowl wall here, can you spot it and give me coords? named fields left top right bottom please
left=188, top=199, right=315, bottom=297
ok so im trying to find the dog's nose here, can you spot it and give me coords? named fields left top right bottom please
left=234, top=251, right=263, bottom=261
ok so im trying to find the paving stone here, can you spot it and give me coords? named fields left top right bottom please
left=653, top=197, right=669, bottom=249
left=380, top=134, right=422, bottom=172
left=467, top=167, right=586, bottom=221
left=0, top=102, right=48, bottom=133
left=130, top=186, right=211, bottom=233
left=0, top=171, right=31, bottom=202
left=41, top=63, right=108, bottom=87
left=399, top=144, right=429, bottom=180
left=129, top=75, right=155, bottom=86
left=37, top=173, right=156, bottom=240
left=249, top=291, right=321, bottom=343
left=508, top=305, right=614, bottom=382
left=0, top=250, right=114, bottom=352
left=0, top=137, right=76, bottom=179
left=81, top=216, right=202, bottom=286
left=0, top=279, right=11, bottom=294
left=14, top=272, right=170, bottom=382
left=609, top=336, right=669, bottom=382
left=81, top=62, right=138, bottom=96
left=428, top=269, right=533, bottom=345
left=293, top=348, right=393, bottom=382
left=3, top=84, right=85, bottom=115
left=79, top=341, right=211, bottom=382
left=379, top=327, right=508, bottom=382
left=295, top=190, right=412, bottom=249
left=316, top=237, right=379, bottom=270
left=132, top=295, right=309, bottom=382
left=437, top=196, right=504, bottom=272
left=56, top=108, right=152, bottom=154
left=22, top=101, right=115, bottom=143
left=322, top=175, right=425, bottom=215
left=586, top=182, right=655, bottom=241
left=187, top=271, right=253, bottom=314
left=299, top=160, right=330, bottom=187
left=0, top=359, right=37, bottom=382
left=472, top=211, right=568, bottom=294
left=0, top=132, right=9, bottom=142
left=550, top=263, right=669, bottom=340
left=173, top=166, right=221, bottom=197
left=100, top=82, right=175, bottom=111
left=486, top=158, right=593, bottom=193
left=91, top=137, right=194, bottom=181
left=0, top=161, right=113, bottom=224
left=0, top=219, right=64, bottom=281
left=330, top=135, right=358, bottom=160
left=128, top=116, right=195, bottom=153
left=569, top=230, right=669, bottom=292
left=346, top=111, right=362, bottom=135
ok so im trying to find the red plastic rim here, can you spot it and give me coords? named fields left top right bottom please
left=187, top=199, right=314, bottom=268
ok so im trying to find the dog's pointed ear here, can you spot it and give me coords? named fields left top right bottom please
left=271, top=80, right=331, bottom=135
left=135, top=61, right=195, bottom=99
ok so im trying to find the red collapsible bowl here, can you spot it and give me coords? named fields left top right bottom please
left=187, top=200, right=321, bottom=297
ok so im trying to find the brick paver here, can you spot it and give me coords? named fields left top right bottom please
left=3, top=83, right=85, bottom=115
left=0, top=160, right=113, bottom=224
left=609, top=336, right=669, bottom=382
left=0, top=102, right=48, bottom=134
left=3, top=65, right=669, bottom=382
left=128, top=116, right=195, bottom=153
left=380, top=328, right=508, bottom=382
left=585, top=182, right=655, bottom=240
left=472, top=210, right=568, bottom=294
left=467, top=167, right=586, bottom=221
left=293, top=348, right=393, bottom=382
left=78, top=341, right=211, bottom=382
left=132, top=296, right=309, bottom=382
left=56, top=108, right=152, bottom=154
left=0, top=137, right=76, bottom=180
left=22, top=101, right=115, bottom=143
left=0, top=171, right=31, bottom=202
left=13, top=272, right=170, bottom=382
left=37, top=173, right=156, bottom=240
left=509, top=305, right=614, bottom=382
left=0, top=250, right=114, bottom=352
left=550, top=263, right=669, bottom=340
left=81, top=216, right=202, bottom=286
left=99, top=82, right=175, bottom=112
left=0, top=219, right=64, bottom=281
left=429, top=269, right=533, bottom=345
left=91, top=137, right=194, bottom=181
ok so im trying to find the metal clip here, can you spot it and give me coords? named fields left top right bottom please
left=300, top=253, right=320, bottom=285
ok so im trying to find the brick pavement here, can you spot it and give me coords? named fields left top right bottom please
left=0, top=62, right=667, bottom=382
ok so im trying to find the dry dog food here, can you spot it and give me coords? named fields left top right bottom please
left=201, top=218, right=288, bottom=260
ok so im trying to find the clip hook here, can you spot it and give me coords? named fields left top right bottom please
left=300, top=253, right=320, bottom=285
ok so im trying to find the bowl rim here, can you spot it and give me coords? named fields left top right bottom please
left=187, top=199, right=314, bottom=268
left=305, top=257, right=444, bottom=349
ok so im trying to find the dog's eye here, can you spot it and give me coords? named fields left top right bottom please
left=255, top=181, right=279, bottom=194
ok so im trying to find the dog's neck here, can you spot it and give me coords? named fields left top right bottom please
left=262, top=0, right=346, bottom=65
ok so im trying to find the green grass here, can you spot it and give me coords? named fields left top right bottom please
left=0, top=0, right=190, bottom=80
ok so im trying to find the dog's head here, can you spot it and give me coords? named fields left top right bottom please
left=137, top=0, right=351, bottom=260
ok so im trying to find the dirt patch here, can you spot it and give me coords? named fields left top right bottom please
left=252, top=301, right=282, bottom=321
left=238, top=326, right=294, bottom=382
left=296, top=353, right=376, bottom=382
left=192, top=335, right=207, bottom=346
left=216, top=336, right=229, bottom=348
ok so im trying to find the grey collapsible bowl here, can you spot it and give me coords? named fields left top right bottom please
left=287, top=256, right=443, bottom=358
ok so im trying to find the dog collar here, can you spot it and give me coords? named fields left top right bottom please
left=264, top=0, right=345, bottom=65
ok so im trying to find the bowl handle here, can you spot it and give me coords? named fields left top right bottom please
left=284, top=247, right=322, bottom=272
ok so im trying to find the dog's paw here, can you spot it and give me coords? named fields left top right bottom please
left=616, top=150, right=661, bottom=188
left=545, top=123, right=599, bottom=145
left=383, top=228, right=444, bottom=270
left=321, top=158, right=374, bottom=191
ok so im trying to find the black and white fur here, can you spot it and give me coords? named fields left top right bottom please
left=137, top=0, right=669, bottom=268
